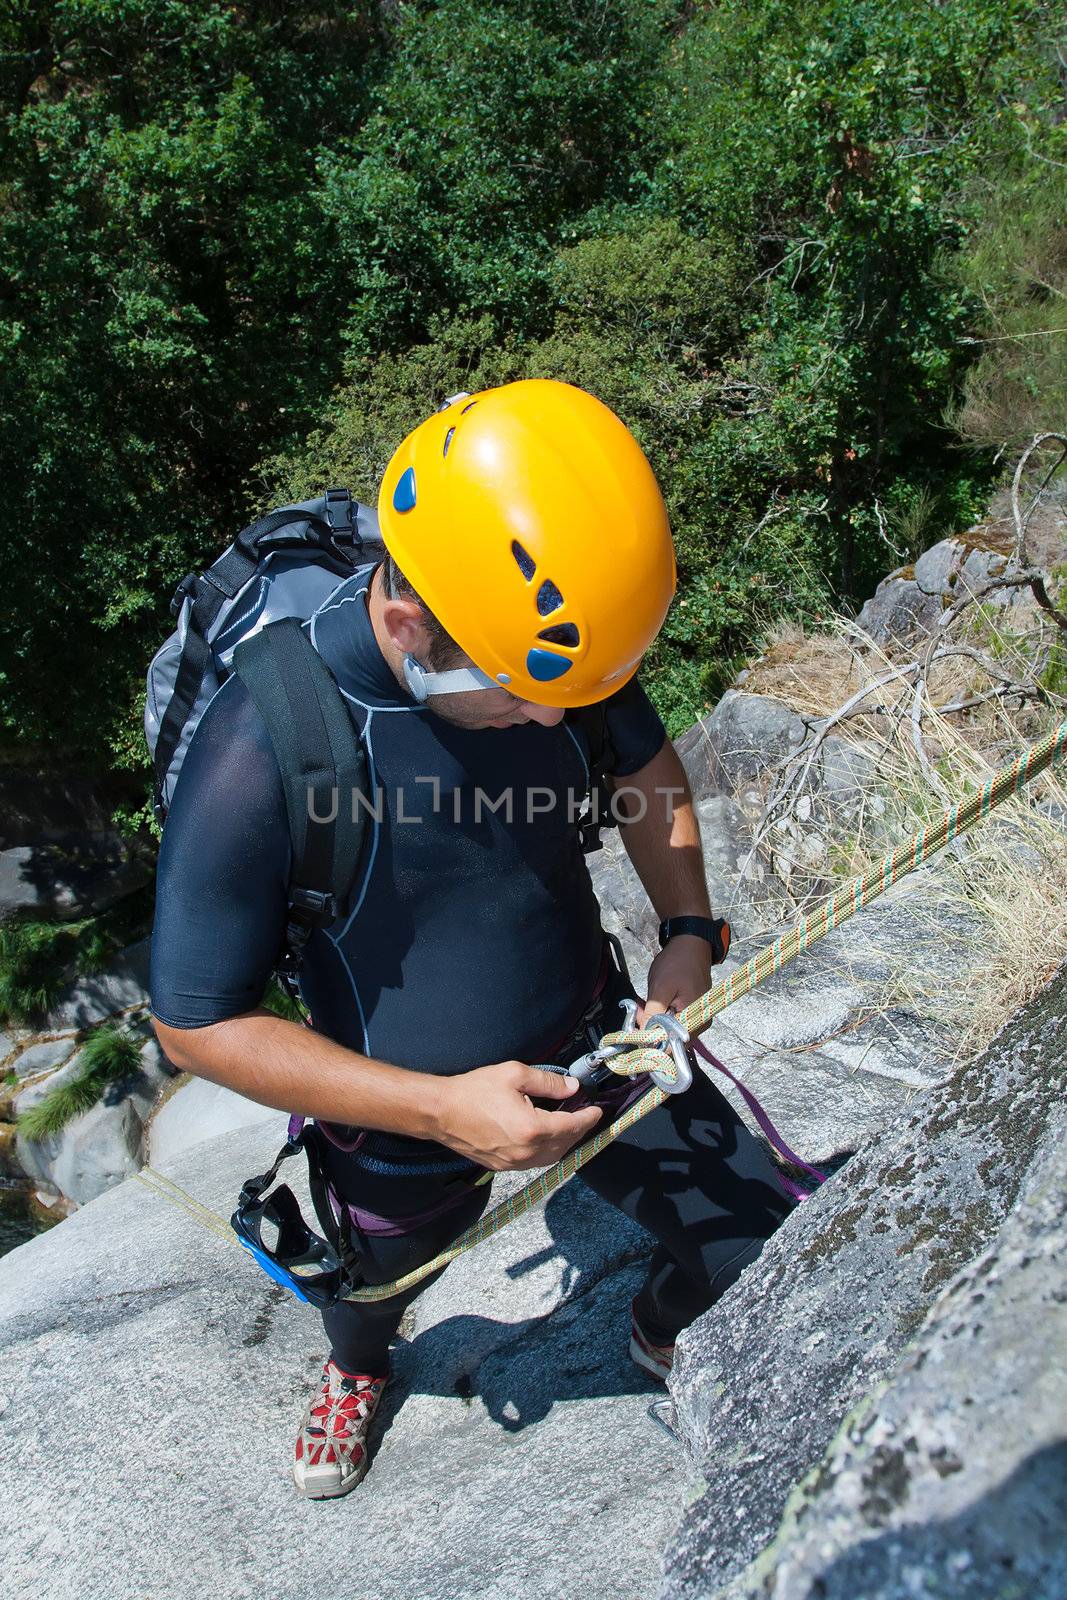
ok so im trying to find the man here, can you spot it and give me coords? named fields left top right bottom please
left=150, top=380, right=790, bottom=1499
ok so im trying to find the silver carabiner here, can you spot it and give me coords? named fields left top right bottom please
left=565, top=998, right=643, bottom=1088
left=642, top=1011, right=693, bottom=1095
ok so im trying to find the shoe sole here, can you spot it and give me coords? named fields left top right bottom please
left=293, top=1458, right=369, bottom=1500
left=629, top=1331, right=673, bottom=1383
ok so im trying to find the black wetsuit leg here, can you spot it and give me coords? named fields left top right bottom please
left=319, top=1165, right=493, bottom=1375
left=575, top=1072, right=793, bottom=1345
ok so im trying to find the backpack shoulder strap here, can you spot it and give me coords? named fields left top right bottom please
left=150, top=536, right=263, bottom=817
left=568, top=701, right=619, bottom=853
left=571, top=701, right=616, bottom=780
left=232, top=618, right=369, bottom=962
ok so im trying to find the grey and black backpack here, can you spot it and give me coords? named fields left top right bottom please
left=145, top=488, right=385, bottom=988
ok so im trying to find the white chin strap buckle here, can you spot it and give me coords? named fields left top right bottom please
left=403, top=655, right=506, bottom=703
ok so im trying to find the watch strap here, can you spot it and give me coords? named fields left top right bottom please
left=658, top=915, right=731, bottom=965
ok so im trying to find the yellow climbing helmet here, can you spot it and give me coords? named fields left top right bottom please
left=376, top=379, right=676, bottom=707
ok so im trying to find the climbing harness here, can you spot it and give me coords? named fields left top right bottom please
left=136, top=720, right=1067, bottom=1306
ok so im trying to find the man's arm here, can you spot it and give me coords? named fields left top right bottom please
left=154, top=1008, right=601, bottom=1172
left=611, top=738, right=714, bottom=1019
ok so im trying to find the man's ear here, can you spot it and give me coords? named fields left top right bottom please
left=380, top=595, right=432, bottom=659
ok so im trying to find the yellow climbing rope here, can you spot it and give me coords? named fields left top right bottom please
left=340, top=718, right=1067, bottom=1302
left=136, top=721, right=1067, bottom=1305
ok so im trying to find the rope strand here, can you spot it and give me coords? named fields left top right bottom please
left=341, top=719, right=1067, bottom=1301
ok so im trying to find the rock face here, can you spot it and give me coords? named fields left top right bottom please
left=733, top=1109, right=1067, bottom=1600
left=13, top=1022, right=175, bottom=1205
left=661, top=964, right=1067, bottom=1600
left=43, top=935, right=152, bottom=1032
left=0, top=762, right=152, bottom=922
left=1, top=973, right=1061, bottom=1600
left=854, top=508, right=1065, bottom=647
left=147, top=1074, right=277, bottom=1168
left=0, top=834, right=152, bottom=923
left=0, top=1120, right=681, bottom=1600
left=681, top=689, right=871, bottom=812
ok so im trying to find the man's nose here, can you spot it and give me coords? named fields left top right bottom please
left=519, top=701, right=566, bottom=727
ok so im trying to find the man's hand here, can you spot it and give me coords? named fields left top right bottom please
left=432, top=1061, right=603, bottom=1171
left=639, top=934, right=712, bottom=1024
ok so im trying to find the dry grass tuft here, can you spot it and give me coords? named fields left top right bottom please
left=746, top=620, right=862, bottom=718
left=737, top=593, right=1067, bottom=1062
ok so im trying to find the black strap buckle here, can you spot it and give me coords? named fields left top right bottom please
left=323, top=487, right=356, bottom=543
left=169, top=572, right=198, bottom=618
left=290, top=886, right=337, bottom=923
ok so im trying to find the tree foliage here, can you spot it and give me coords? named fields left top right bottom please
left=1, top=0, right=1063, bottom=761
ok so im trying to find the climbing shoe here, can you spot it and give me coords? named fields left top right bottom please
left=293, top=1359, right=387, bottom=1499
left=629, top=1304, right=675, bottom=1383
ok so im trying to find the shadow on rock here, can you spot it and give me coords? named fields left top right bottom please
left=385, top=1184, right=659, bottom=1436
left=791, top=1441, right=1067, bottom=1599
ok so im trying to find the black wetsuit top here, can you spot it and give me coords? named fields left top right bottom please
left=149, top=566, right=666, bottom=1074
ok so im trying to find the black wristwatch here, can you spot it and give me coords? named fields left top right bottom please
left=658, top=915, right=731, bottom=965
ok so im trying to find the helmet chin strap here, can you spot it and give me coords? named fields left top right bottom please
left=403, top=655, right=508, bottom=703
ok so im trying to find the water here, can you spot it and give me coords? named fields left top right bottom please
left=0, top=1186, right=49, bottom=1258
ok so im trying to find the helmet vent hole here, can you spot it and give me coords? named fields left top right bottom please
left=511, top=541, right=536, bottom=581
left=442, top=427, right=455, bottom=458
left=536, top=580, right=564, bottom=616
left=461, top=400, right=478, bottom=414
left=537, top=622, right=579, bottom=648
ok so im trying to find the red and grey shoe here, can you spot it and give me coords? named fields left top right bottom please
left=629, top=1303, right=676, bottom=1383
left=293, top=1359, right=388, bottom=1499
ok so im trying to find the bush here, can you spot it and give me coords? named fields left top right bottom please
left=17, top=1023, right=142, bottom=1142
left=950, top=160, right=1067, bottom=448
left=0, top=885, right=154, bottom=1027
left=3, top=1, right=1063, bottom=765
left=1, top=0, right=670, bottom=768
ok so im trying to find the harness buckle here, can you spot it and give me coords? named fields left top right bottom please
left=323, top=486, right=356, bottom=542
left=290, top=887, right=337, bottom=922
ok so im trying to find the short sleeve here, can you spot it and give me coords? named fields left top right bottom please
left=149, top=676, right=292, bottom=1029
left=603, top=674, right=667, bottom=777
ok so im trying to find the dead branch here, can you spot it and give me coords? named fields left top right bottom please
left=1009, top=431, right=1067, bottom=630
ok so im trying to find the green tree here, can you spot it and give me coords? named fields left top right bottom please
left=0, top=0, right=671, bottom=769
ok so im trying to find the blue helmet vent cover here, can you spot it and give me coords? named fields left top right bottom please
left=392, top=467, right=417, bottom=513
left=526, top=648, right=572, bottom=682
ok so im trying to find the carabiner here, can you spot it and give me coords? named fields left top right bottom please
left=565, top=998, right=642, bottom=1089
left=641, top=1011, right=693, bottom=1095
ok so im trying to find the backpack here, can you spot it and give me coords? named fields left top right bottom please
left=144, top=486, right=618, bottom=991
